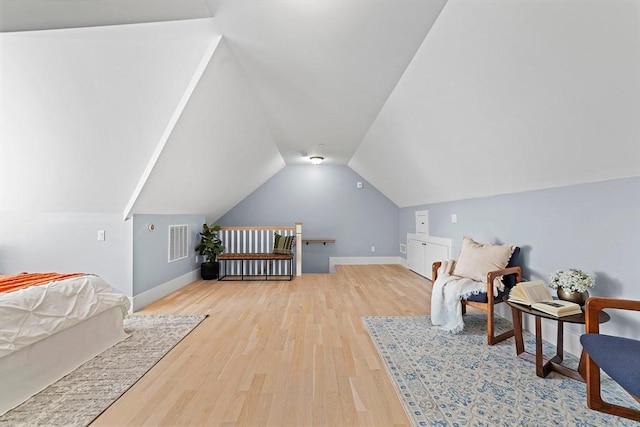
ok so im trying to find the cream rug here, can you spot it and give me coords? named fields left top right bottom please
left=0, top=314, right=207, bottom=427
left=363, top=315, right=639, bottom=427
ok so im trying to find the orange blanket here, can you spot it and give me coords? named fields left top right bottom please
left=0, top=272, right=85, bottom=294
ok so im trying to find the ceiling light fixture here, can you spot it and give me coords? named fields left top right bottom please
left=309, top=156, right=324, bottom=165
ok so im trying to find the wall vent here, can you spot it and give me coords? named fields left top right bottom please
left=168, top=224, right=188, bottom=263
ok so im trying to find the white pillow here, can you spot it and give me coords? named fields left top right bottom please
left=452, top=236, right=515, bottom=290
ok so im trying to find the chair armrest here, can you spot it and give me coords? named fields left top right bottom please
left=486, top=266, right=522, bottom=284
left=585, top=297, right=640, bottom=334
left=431, top=260, right=457, bottom=282
left=432, top=261, right=442, bottom=282
left=485, top=266, right=522, bottom=301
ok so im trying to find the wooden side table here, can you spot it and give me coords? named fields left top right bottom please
left=507, top=300, right=610, bottom=382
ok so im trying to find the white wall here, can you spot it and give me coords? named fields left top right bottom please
left=0, top=212, right=133, bottom=296
left=0, top=18, right=285, bottom=301
left=0, top=19, right=226, bottom=299
left=351, top=0, right=640, bottom=207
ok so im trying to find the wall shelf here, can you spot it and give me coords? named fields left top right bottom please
left=302, top=239, right=335, bottom=246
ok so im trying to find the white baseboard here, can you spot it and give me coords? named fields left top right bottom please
left=329, top=256, right=405, bottom=273
left=132, top=269, right=200, bottom=311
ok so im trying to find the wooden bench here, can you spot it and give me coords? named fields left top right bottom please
left=217, top=223, right=302, bottom=281
left=217, top=252, right=294, bottom=281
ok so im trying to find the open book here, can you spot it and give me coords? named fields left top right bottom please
left=508, top=280, right=583, bottom=317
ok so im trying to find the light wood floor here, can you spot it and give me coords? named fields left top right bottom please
left=91, top=265, right=434, bottom=426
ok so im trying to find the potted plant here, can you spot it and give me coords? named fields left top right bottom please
left=195, top=223, right=225, bottom=280
left=549, top=268, right=595, bottom=305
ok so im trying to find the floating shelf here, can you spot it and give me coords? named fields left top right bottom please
left=302, top=239, right=336, bottom=245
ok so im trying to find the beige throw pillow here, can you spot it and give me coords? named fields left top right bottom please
left=452, top=236, right=515, bottom=289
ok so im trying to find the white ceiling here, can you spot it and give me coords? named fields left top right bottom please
left=0, top=0, right=215, bottom=32
left=350, top=0, right=640, bottom=207
left=205, top=0, right=447, bottom=165
left=1, top=0, right=638, bottom=219
left=1, top=0, right=447, bottom=166
left=0, top=19, right=219, bottom=213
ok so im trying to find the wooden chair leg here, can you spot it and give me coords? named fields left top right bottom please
left=585, top=352, right=640, bottom=421
left=487, top=300, right=514, bottom=345
left=487, top=299, right=495, bottom=344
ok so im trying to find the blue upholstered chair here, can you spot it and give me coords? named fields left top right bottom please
left=580, top=297, right=640, bottom=421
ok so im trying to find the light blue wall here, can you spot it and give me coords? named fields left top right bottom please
left=132, top=213, right=205, bottom=296
left=399, top=176, right=640, bottom=338
left=215, top=165, right=399, bottom=273
left=213, top=168, right=639, bottom=337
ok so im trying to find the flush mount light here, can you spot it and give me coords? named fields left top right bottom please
left=309, top=156, right=324, bottom=165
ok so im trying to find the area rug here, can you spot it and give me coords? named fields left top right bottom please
left=363, top=315, right=639, bottom=427
left=0, top=314, right=207, bottom=427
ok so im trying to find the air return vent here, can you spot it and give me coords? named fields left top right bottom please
left=168, top=224, right=188, bottom=262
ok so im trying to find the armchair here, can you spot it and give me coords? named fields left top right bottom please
left=580, top=297, right=640, bottom=421
left=431, top=237, right=522, bottom=345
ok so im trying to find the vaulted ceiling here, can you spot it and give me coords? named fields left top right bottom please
left=1, top=0, right=638, bottom=221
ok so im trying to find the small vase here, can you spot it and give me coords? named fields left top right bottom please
left=557, top=288, right=589, bottom=306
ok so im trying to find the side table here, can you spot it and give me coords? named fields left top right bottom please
left=507, top=300, right=610, bottom=382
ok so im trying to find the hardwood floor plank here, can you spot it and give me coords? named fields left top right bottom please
left=92, top=264, right=432, bottom=426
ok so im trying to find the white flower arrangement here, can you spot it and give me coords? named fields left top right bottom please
left=549, top=268, right=595, bottom=293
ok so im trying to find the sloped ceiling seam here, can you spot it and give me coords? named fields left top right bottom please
left=122, top=34, right=223, bottom=220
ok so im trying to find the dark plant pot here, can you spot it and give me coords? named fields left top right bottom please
left=201, top=262, right=219, bottom=280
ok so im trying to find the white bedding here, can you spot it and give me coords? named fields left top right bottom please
left=0, top=306, right=129, bottom=415
left=0, top=274, right=131, bottom=358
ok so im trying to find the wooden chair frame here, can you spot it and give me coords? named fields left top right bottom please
left=583, top=297, right=640, bottom=421
left=432, top=261, right=522, bottom=345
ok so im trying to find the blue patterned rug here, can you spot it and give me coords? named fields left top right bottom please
left=363, top=315, right=639, bottom=427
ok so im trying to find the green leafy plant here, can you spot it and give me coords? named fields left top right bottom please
left=195, top=224, right=225, bottom=263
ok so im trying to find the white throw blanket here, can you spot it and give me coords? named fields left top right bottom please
left=430, top=260, right=488, bottom=333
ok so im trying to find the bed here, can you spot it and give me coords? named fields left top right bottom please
left=0, top=273, right=131, bottom=415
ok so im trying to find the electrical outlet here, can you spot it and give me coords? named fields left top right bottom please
left=371, top=246, right=376, bottom=252
left=451, top=214, right=458, bottom=223
left=97, top=230, right=105, bottom=241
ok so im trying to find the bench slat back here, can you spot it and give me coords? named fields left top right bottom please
left=219, top=226, right=296, bottom=276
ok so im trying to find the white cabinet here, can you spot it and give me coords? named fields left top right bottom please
left=407, top=238, right=427, bottom=277
left=407, top=234, right=453, bottom=279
